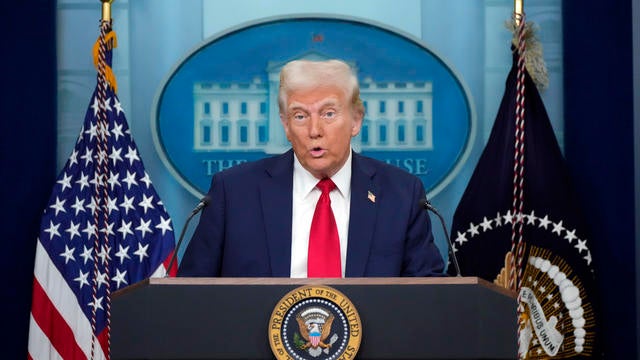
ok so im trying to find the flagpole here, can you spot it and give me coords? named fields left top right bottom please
left=514, top=0, right=523, bottom=26
left=102, top=0, right=114, bottom=23
left=512, top=1, right=527, bottom=359
left=92, top=2, right=115, bottom=359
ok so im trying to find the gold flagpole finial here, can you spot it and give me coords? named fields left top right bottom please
left=101, top=0, right=114, bottom=22
left=514, top=0, right=524, bottom=26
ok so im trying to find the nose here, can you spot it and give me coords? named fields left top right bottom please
left=309, top=114, right=323, bottom=138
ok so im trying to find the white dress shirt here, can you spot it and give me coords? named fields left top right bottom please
left=289, top=152, right=352, bottom=278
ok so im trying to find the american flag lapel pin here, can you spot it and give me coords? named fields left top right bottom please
left=367, top=191, right=376, bottom=203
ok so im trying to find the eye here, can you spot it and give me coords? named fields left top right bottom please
left=290, top=112, right=308, bottom=122
left=322, top=110, right=337, bottom=119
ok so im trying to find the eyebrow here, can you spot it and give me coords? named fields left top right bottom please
left=287, top=103, right=309, bottom=113
left=287, top=99, right=340, bottom=112
left=319, top=100, right=339, bottom=109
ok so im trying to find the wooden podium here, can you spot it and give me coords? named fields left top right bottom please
left=111, top=277, right=517, bottom=359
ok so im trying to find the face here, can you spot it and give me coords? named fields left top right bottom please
left=280, top=86, right=362, bottom=179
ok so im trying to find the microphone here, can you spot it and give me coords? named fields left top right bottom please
left=419, top=198, right=462, bottom=277
left=165, top=195, right=211, bottom=277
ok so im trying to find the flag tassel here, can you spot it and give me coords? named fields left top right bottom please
left=92, top=30, right=118, bottom=94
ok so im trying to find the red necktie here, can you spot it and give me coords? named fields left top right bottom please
left=307, top=178, right=342, bottom=278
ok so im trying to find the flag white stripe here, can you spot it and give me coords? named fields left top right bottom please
left=150, top=263, right=168, bottom=278
left=28, top=314, right=63, bottom=360
left=32, top=240, right=107, bottom=360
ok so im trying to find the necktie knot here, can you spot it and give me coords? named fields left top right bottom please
left=316, top=178, right=336, bottom=195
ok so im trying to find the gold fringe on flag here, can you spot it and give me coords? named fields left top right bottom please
left=506, top=20, right=549, bottom=91
left=92, top=30, right=118, bottom=93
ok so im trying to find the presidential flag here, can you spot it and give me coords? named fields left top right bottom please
left=28, top=23, right=175, bottom=359
left=449, top=23, right=600, bottom=358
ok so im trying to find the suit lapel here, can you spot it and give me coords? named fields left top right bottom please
left=260, top=150, right=294, bottom=277
left=345, top=153, right=378, bottom=277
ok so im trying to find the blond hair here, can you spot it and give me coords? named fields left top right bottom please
left=278, top=59, right=364, bottom=117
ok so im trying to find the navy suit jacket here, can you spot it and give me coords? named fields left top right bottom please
left=178, top=150, right=445, bottom=277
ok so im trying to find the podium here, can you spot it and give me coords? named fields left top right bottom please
left=111, top=277, right=517, bottom=359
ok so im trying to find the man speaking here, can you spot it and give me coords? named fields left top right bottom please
left=178, top=59, right=444, bottom=278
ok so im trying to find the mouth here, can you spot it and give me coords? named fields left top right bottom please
left=309, top=147, right=326, bottom=157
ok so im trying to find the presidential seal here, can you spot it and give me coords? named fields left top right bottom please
left=269, top=285, right=361, bottom=360
left=516, top=246, right=596, bottom=359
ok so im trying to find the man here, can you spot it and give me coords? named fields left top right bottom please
left=178, top=59, right=444, bottom=277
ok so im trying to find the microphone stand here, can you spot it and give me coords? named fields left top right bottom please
left=421, top=198, right=462, bottom=277
left=165, top=197, right=210, bottom=277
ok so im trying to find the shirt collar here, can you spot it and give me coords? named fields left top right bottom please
left=293, top=150, right=352, bottom=198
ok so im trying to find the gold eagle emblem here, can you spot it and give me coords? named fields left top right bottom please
left=296, top=312, right=335, bottom=349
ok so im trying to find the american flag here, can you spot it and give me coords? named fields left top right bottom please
left=28, top=24, right=176, bottom=359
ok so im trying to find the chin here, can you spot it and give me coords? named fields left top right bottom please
left=302, top=157, right=338, bottom=178
left=305, top=166, right=331, bottom=179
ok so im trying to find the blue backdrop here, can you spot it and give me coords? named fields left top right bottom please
left=1, top=1, right=636, bottom=359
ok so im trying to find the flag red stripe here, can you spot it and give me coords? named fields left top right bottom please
left=30, top=277, right=86, bottom=359
left=96, top=327, right=110, bottom=360
left=165, top=250, right=177, bottom=276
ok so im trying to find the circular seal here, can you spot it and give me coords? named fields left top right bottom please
left=269, top=285, right=362, bottom=360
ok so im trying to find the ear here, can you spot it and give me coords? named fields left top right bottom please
left=280, top=113, right=291, bottom=139
left=350, top=110, right=363, bottom=137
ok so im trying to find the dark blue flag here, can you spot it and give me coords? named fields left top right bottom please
left=28, top=26, right=175, bottom=359
left=449, top=46, right=600, bottom=358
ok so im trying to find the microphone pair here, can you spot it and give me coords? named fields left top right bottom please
left=167, top=196, right=461, bottom=277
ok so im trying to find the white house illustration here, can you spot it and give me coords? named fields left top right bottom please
left=193, top=52, right=433, bottom=153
